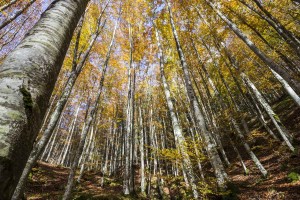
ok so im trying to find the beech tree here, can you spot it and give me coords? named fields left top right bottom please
left=164, top=0, right=229, bottom=189
left=0, top=0, right=299, bottom=199
left=0, top=0, right=89, bottom=199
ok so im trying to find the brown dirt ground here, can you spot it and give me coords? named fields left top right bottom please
left=25, top=96, right=300, bottom=199
left=228, top=97, right=300, bottom=200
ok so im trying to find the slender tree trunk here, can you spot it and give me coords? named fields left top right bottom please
left=0, top=0, right=18, bottom=12
left=247, top=92, right=279, bottom=140
left=77, top=125, right=94, bottom=183
left=231, top=118, right=268, bottom=177
left=139, top=102, right=146, bottom=194
left=205, top=0, right=300, bottom=95
left=188, top=127, right=206, bottom=180
left=211, top=39, right=281, bottom=141
left=130, top=62, right=136, bottom=193
left=124, top=23, right=136, bottom=195
left=41, top=111, right=61, bottom=161
left=241, top=73, right=295, bottom=151
left=228, top=136, right=249, bottom=175
left=214, top=35, right=294, bottom=149
left=155, top=27, right=199, bottom=199
left=61, top=120, right=77, bottom=165
left=62, top=17, right=118, bottom=200
left=270, top=69, right=300, bottom=107
left=165, top=0, right=228, bottom=189
left=43, top=116, right=62, bottom=161
left=101, top=136, right=109, bottom=187
left=0, top=0, right=36, bottom=30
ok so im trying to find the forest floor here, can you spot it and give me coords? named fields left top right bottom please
left=227, top=96, right=300, bottom=200
left=25, top=96, right=300, bottom=200
left=25, top=161, right=136, bottom=200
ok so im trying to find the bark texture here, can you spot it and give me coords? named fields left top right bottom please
left=0, top=0, right=89, bottom=199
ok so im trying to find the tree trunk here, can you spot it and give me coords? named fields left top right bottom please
left=205, top=0, right=300, bottom=95
left=0, top=0, right=18, bottom=12
left=0, top=1, right=89, bottom=199
left=241, top=73, right=295, bottom=151
left=77, top=125, right=95, bottom=183
left=11, top=6, right=109, bottom=198
left=43, top=116, right=62, bottom=161
left=139, top=103, right=146, bottom=194
left=62, top=17, right=118, bottom=200
left=270, top=69, right=300, bottom=107
left=0, top=0, right=36, bottom=30
left=165, top=0, right=228, bottom=189
left=231, top=118, right=268, bottom=177
left=228, top=136, right=249, bottom=175
left=155, top=27, right=199, bottom=199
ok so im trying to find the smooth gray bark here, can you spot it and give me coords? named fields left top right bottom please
left=249, top=94, right=279, bottom=140
left=270, top=69, right=300, bottom=107
left=0, top=1, right=89, bottom=199
left=139, top=104, right=146, bottom=194
left=77, top=125, right=94, bottom=183
left=124, top=24, right=136, bottom=195
left=43, top=116, right=62, bottom=161
left=11, top=5, right=109, bottom=198
left=61, top=106, right=80, bottom=165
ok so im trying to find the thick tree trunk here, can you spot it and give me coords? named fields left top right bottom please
left=0, top=1, right=89, bottom=199
left=11, top=6, right=109, bottom=198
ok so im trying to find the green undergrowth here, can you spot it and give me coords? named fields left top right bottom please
left=286, top=165, right=300, bottom=182
left=287, top=172, right=300, bottom=182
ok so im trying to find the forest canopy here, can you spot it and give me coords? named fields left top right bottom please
left=0, top=0, right=299, bottom=199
